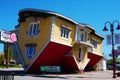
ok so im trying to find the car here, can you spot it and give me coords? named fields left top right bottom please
left=116, top=64, right=120, bottom=70
left=107, top=63, right=120, bottom=70
left=107, top=64, right=113, bottom=70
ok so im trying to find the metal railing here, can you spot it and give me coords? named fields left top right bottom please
left=0, top=72, right=14, bottom=80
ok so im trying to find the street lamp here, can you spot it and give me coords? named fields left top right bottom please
left=103, top=20, right=120, bottom=78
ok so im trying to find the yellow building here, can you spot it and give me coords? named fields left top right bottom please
left=15, top=8, right=104, bottom=73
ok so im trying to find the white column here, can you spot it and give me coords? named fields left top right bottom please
left=86, top=33, right=88, bottom=42
left=75, top=25, right=79, bottom=41
left=50, top=16, right=56, bottom=41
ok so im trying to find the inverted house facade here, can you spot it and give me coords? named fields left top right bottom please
left=15, top=8, right=104, bottom=73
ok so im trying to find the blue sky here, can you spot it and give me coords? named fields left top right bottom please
left=0, top=0, right=120, bottom=58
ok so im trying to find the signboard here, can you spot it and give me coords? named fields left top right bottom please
left=115, top=34, right=120, bottom=44
left=0, top=30, right=17, bottom=43
left=106, top=34, right=120, bottom=45
left=40, top=66, right=61, bottom=73
left=106, top=34, right=112, bottom=45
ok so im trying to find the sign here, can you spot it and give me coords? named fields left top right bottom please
left=40, top=66, right=61, bottom=73
left=115, top=34, right=120, bottom=44
left=0, top=30, right=17, bottom=43
left=106, top=34, right=112, bottom=45
left=106, top=34, right=120, bottom=45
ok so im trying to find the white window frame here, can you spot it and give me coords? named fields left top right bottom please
left=25, top=45, right=36, bottom=59
left=78, top=47, right=83, bottom=62
left=28, top=22, right=40, bottom=37
left=60, top=25, right=71, bottom=39
left=90, top=39, right=98, bottom=49
left=77, top=30, right=85, bottom=42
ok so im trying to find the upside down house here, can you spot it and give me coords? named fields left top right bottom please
left=14, top=8, right=104, bottom=73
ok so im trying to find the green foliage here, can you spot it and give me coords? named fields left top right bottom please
left=0, top=64, right=22, bottom=68
left=0, top=54, right=5, bottom=64
left=9, top=48, right=14, bottom=60
left=4, top=47, right=14, bottom=61
left=107, top=58, right=120, bottom=64
left=106, top=58, right=113, bottom=64
left=116, top=58, right=120, bottom=64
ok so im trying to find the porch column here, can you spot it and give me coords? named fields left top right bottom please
left=75, top=25, right=79, bottom=41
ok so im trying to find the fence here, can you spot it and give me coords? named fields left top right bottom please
left=0, top=71, right=14, bottom=80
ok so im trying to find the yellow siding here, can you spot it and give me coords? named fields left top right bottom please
left=73, top=44, right=88, bottom=63
left=18, top=17, right=52, bottom=66
left=88, top=34, right=103, bottom=55
left=52, top=17, right=76, bottom=46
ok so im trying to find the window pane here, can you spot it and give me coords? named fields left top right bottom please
left=33, top=24, right=37, bottom=35
left=66, top=30, right=69, bottom=38
left=63, top=29, right=66, bottom=38
left=90, top=39, right=97, bottom=49
left=25, top=45, right=36, bottom=59
left=61, top=28, right=63, bottom=37
left=36, top=24, right=39, bottom=35
left=60, top=26, right=71, bottom=39
left=28, top=23, right=39, bottom=37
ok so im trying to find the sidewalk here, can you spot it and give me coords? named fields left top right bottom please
left=0, top=68, right=24, bottom=71
left=14, top=70, right=120, bottom=80
left=1, top=68, right=120, bottom=80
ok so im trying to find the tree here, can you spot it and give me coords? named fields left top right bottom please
left=4, top=45, right=14, bottom=66
left=116, top=58, right=120, bottom=64
left=106, top=58, right=113, bottom=64
left=0, top=53, right=5, bottom=64
left=107, top=57, right=120, bottom=64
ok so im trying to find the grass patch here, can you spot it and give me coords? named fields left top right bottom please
left=0, top=64, right=22, bottom=68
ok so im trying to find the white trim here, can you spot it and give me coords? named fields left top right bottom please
left=79, top=47, right=83, bottom=62
left=25, top=45, right=36, bottom=60
left=77, top=30, right=85, bottom=42
left=90, top=39, right=98, bottom=49
left=25, top=40, right=50, bottom=72
left=86, top=33, right=88, bottom=42
left=60, top=26, right=71, bottom=40
left=19, top=8, right=78, bottom=25
left=50, top=16, right=56, bottom=41
left=75, top=41, right=93, bottom=48
left=77, top=24, right=92, bottom=33
left=75, top=25, right=90, bottom=43
left=75, top=26, right=79, bottom=41
left=51, top=40, right=73, bottom=47
left=28, top=21, right=40, bottom=37
left=61, top=25, right=72, bottom=30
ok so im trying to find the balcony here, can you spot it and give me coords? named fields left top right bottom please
left=74, top=40, right=93, bottom=48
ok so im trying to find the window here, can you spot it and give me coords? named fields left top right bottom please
left=28, top=23, right=39, bottom=37
left=90, top=39, right=98, bottom=49
left=25, top=44, right=36, bottom=59
left=77, top=30, right=85, bottom=41
left=60, top=26, right=71, bottom=39
left=78, top=48, right=82, bottom=62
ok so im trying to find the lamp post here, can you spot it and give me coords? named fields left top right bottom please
left=103, top=20, right=120, bottom=78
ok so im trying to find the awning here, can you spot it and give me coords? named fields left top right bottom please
left=85, top=52, right=103, bottom=69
